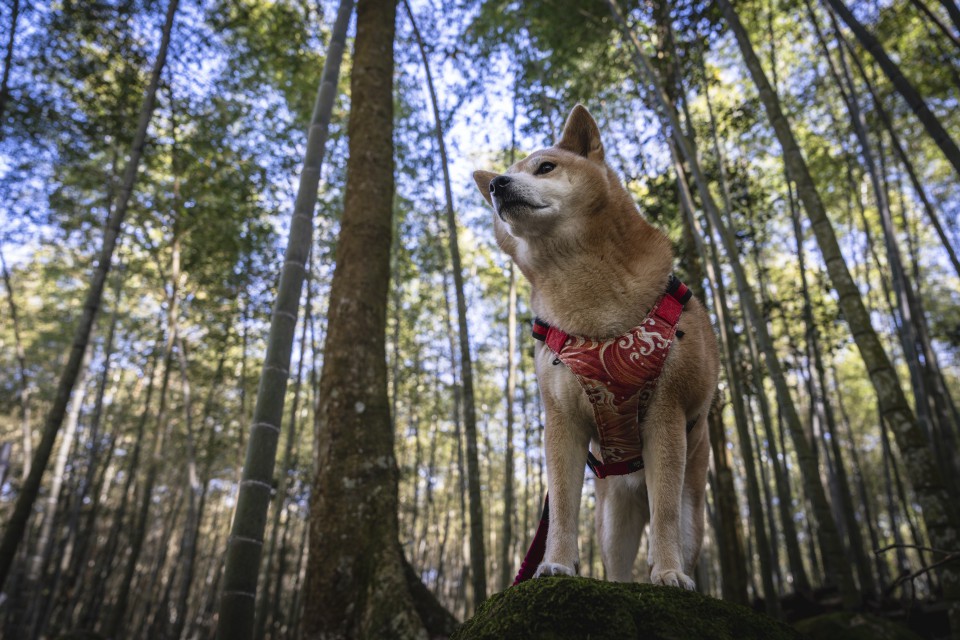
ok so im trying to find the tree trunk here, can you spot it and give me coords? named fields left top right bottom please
left=58, top=263, right=124, bottom=596
left=217, top=1, right=352, bottom=638
left=823, top=0, right=960, bottom=177
left=702, top=56, right=809, bottom=595
left=301, top=0, right=426, bottom=637
left=818, top=1, right=958, bottom=489
left=668, top=139, right=767, bottom=608
left=0, top=0, right=180, bottom=592
left=678, top=211, right=751, bottom=608
left=254, top=254, right=312, bottom=640
left=910, top=0, right=960, bottom=49
left=23, top=352, right=91, bottom=638
left=403, top=0, right=487, bottom=607
left=718, top=0, right=960, bottom=629
left=168, top=334, right=202, bottom=640
left=104, top=229, right=183, bottom=640
left=834, top=28, right=960, bottom=281
left=832, top=363, right=890, bottom=591
left=75, top=321, right=163, bottom=633
left=939, top=0, right=960, bottom=32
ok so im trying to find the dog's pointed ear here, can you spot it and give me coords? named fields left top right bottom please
left=557, top=104, right=604, bottom=162
left=473, top=170, right=497, bottom=206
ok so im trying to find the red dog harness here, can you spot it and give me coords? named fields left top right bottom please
left=513, top=275, right=692, bottom=585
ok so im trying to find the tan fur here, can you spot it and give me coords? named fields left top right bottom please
left=473, top=105, right=719, bottom=588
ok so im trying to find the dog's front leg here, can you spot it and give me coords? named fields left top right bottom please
left=643, top=402, right=695, bottom=590
left=535, top=409, right=589, bottom=578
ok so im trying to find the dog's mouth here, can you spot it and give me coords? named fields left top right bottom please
left=494, top=195, right=548, bottom=220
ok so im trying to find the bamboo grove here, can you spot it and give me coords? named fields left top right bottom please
left=0, top=0, right=958, bottom=638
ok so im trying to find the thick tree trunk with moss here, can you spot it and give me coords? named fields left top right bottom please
left=301, top=0, right=426, bottom=637
left=717, top=1, right=960, bottom=633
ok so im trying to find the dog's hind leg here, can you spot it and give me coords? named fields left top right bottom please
left=535, top=411, right=590, bottom=578
left=596, top=475, right=647, bottom=582
left=680, top=413, right=709, bottom=576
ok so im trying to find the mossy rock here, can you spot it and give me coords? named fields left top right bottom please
left=794, top=612, right=924, bottom=640
left=452, top=576, right=801, bottom=640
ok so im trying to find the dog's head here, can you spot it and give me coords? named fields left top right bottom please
left=473, top=105, right=614, bottom=248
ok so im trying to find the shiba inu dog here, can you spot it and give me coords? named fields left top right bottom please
left=473, top=105, right=719, bottom=589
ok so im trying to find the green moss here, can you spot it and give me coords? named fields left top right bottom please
left=452, top=577, right=801, bottom=640
left=794, top=612, right=924, bottom=640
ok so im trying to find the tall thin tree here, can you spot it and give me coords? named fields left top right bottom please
left=217, top=1, right=353, bottom=638
left=403, top=0, right=487, bottom=606
left=0, top=0, right=20, bottom=138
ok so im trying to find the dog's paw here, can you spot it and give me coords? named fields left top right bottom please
left=534, top=562, right=577, bottom=578
left=650, top=568, right=695, bottom=590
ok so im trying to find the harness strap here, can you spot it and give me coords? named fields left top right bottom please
left=585, top=415, right=699, bottom=479
left=512, top=495, right=550, bottom=585
left=587, top=451, right=644, bottom=479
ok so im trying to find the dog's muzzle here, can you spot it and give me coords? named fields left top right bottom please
left=490, top=175, right=545, bottom=220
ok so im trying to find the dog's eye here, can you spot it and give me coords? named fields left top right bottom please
left=535, top=162, right=556, bottom=176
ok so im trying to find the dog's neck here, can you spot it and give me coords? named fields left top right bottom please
left=517, top=206, right=674, bottom=339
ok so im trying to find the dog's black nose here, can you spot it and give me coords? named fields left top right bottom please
left=490, top=175, right=512, bottom=194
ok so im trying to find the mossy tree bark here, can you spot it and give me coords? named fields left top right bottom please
left=717, top=0, right=960, bottom=631
left=301, top=0, right=427, bottom=637
left=216, top=1, right=353, bottom=638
